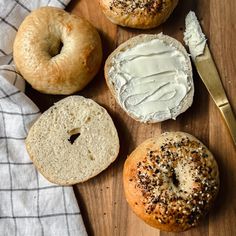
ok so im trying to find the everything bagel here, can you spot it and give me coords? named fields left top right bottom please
left=123, top=132, right=219, bottom=232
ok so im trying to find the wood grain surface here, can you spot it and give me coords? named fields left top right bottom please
left=26, top=0, right=236, bottom=235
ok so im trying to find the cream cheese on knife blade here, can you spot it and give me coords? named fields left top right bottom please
left=184, top=11, right=207, bottom=60
left=108, top=35, right=193, bottom=122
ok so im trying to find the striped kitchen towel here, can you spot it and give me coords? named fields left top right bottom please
left=0, top=0, right=87, bottom=235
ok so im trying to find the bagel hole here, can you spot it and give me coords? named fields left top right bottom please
left=88, top=150, right=95, bottom=161
left=85, top=116, right=91, bottom=124
left=172, top=171, right=179, bottom=187
left=68, top=128, right=80, bottom=144
left=49, top=41, right=64, bottom=57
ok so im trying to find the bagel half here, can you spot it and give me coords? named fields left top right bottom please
left=105, top=34, right=194, bottom=123
left=26, top=96, right=120, bottom=185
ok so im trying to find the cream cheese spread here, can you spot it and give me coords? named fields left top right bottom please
left=184, top=11, right=207, bottom=60
left=108, top=36, right=193, bottom=122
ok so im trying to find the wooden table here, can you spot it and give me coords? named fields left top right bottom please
left=26, top=0, right=236, bottom=235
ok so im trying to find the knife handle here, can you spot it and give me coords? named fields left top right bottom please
left=219, top=103, right=236, bottom=146
left=195, top=45, right=236, bottom=146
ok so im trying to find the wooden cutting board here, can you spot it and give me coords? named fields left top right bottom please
left=26, top=0, right=236, bottom=235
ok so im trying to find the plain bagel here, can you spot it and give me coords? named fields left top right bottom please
left=123, top=132, right=219, bottom=232
left=13, top=7, right=102, bottom=95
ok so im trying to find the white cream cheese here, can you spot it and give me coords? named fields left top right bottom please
left=108, top=36, right=193, bottom=122
left=184, top=11, right=207, bottom=60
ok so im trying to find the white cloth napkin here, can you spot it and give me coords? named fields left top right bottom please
left=0, top=1, right=87, bottom=236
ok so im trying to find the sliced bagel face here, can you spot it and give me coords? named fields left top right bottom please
left=26, top=96, right=119, bottom=185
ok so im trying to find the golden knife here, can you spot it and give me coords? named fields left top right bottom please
left=184, top=11, right=236, bottom=145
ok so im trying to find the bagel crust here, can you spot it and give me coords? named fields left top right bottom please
left=123, top=132, right=219, bottom=232
left=13, top=7, right=102, bottom=94
left=99, top=0, right=179, bottom=29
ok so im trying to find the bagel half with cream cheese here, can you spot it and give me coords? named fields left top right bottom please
left=123, top=132, right=219, bottom=232
left=13, top=7, right=102, bottom=95
left=99, top=0, right=179, bottom=29
left=105, top=33, right=194, bottom=123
